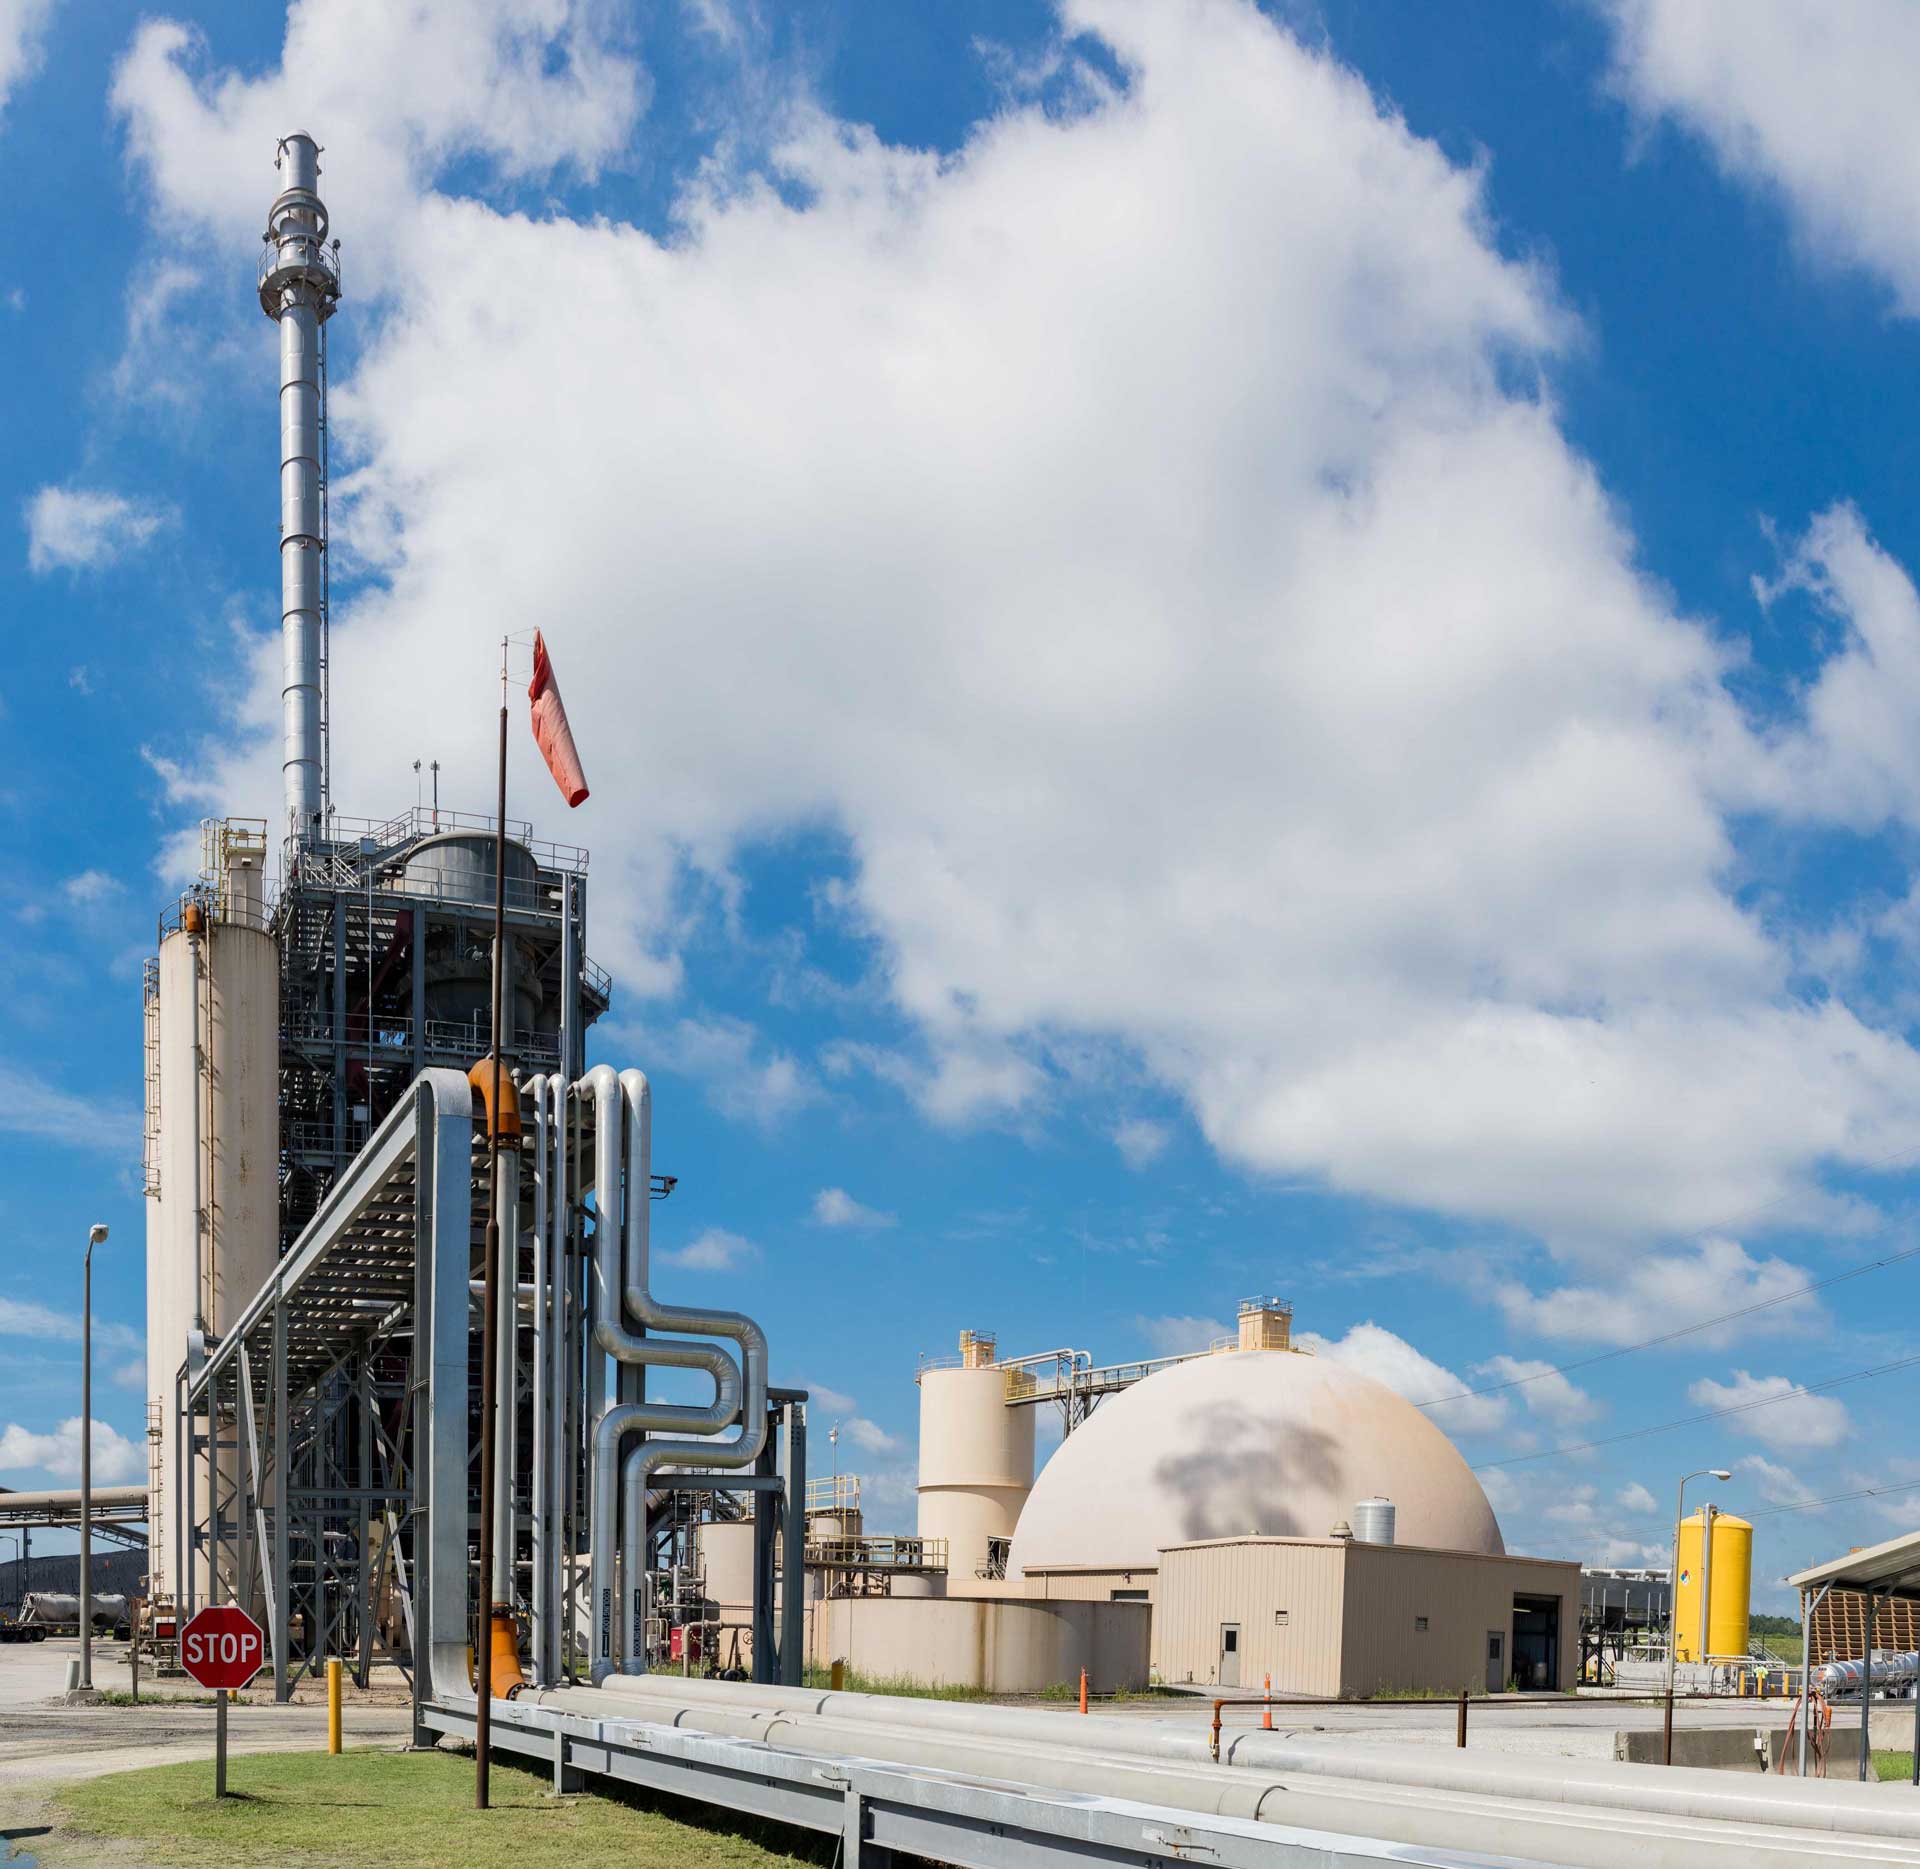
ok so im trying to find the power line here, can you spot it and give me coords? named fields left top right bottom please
left=1747, top=1478, right=1920, bottom=1521
left=1416, top=1237, right=1920, bottom=1414
left=1473, top=1352, right=1920, bottom=1470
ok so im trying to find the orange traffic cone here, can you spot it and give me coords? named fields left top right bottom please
left=1079, top=1668, right=1088, bottom=1714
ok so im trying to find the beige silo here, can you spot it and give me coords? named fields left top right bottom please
left=144, top=821, right=280, bottom=1608
left=916, top=1331, right=1035, bottom=1584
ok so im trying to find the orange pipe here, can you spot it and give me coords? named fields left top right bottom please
left=489, top=1607, right=525, bottom=1698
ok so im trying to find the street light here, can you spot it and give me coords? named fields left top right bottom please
left=1666, top=1466, right=1733, bottom=1705
left=79, top=1222, right=107, bottom=1693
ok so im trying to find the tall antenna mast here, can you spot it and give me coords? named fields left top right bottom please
left=259, top=133, right=341, bottom=847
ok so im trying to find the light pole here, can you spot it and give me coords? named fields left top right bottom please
left=79, top=1222, right=107, bottom=1691
left=1665, top=1466, right=1731, bottom=1730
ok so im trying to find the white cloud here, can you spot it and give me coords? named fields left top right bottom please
left=1112, top=1118, right=1171, bottom=1171
left=842, top=1417, right=899, bottom=1454
left=0, top=1416, right=145, bottom=1485
left=113, top=0, right=1920, bottom=1257
left=1136, top=1313, right=1229, bottom=1359
left=0, top=1061, right=140, bottom=1160
left=1616, top=1480, right=1657, bottom=1514
left=811, top=1187, right=896, bottom=1229
left=642, top=1016, right=819, bottom=1127
left=0, top=0, right=55, bottom=122
left=24, top=486, right=168, bottom=574
left=802, top=1383, right=899, bottom=1457
left=1589, top=1536, right=1670, bottom=1569
left=662, top=1226, right=755, bottom=1272
left=62, top=869, right=122, bottom=905
left=111, top=2, right=643, bottom=276
left=1686, top=1369, right=1850, bottom=1452
left=0, top=1296, right=140, bottom=1353
left=1600, top=1, right=1920, bottom=314
left=110, top=1357, right=147, bottom=1391
left=1496, top=1237, right=1817, bottom=1347
left=1736, top=1453, right=1816, bottom=1506
left=1299, top=1322, right=1506, bottom=1437
left=1472, top=1354, right=1597, bottom=1425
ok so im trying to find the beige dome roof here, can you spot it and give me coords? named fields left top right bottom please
left=1008, top=1349, right=1502, bottom=1574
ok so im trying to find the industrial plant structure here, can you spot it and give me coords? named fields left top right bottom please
left=8, top=126, right=1915, bottom=1869
left=126, top=134, right=799, bottom=1699
left=865, top=1300, right=1577, bottom=1696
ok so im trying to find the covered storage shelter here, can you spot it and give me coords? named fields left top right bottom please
left=1788, top=1526, right=1920, bottom=1784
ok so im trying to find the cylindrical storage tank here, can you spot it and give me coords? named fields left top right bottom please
left=145, top=865, right=279, bottom=1609
left=396, top=834, right=545, bottom=1038
left=888, top=1572, right=944, bottom=1599
left=396, top=832, right=541, bottom=910
left=1673, top=1506, right=1751, bottom=1662
left=1353, top=1497, right=1396, bottom=1545
left=917, top=1340, right=1034, bottom=1586
left=696, top=1519, right=758, bottom=1608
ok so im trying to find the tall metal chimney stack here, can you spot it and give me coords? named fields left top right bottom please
left=259, top=133, right=341, bottom=845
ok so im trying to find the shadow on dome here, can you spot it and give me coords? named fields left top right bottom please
left=1151, top=1402, right=1342, bottom=1542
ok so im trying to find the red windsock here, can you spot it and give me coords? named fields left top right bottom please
left=527, top=630, right=589, bottom=808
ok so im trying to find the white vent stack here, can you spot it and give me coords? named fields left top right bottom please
left=258, top=131, right=341, bottom=844
left=1353, top=1496, right=1397, bottom=1546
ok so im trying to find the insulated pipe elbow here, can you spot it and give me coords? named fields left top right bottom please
left=579, top=1064, right=764, bottom=1685
left=618, top=1069, right=769, bottom=1443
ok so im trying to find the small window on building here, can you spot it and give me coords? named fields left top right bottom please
left=1110, top=1589, right=1148, bottom=1602
left=1415, top=1616, right=1429, bottom=1632
left=1273, top=1609, right=1289, bottom=1627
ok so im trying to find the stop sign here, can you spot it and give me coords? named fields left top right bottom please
left=179, top=1605, right=265, bottom=1691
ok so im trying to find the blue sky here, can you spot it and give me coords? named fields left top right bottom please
left=5, top=0, right=1920, bottom=1607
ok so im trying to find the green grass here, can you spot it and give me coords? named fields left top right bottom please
left=801, top=1664, right=996, bottom=1700
left=1873, top=1749, right=1919, bottom=1783
left=50, top=1746, right=831, bottom=1869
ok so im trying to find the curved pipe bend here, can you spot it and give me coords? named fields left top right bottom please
left=579, top=1066, right=769, bottom=1683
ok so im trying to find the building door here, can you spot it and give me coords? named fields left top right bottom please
left=1511, top=1596, right=1560, bottom=1691
left=1485, top=1630, right=1504, bottom=1694
left=1219, top=1623, right=1241, bottom=1687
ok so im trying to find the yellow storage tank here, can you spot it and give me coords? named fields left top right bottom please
left=1673, top=1505, right=1751, bottom=1661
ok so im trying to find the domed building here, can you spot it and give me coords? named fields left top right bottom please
left=894, top=1300, right=1579, bottom=1698
left=1007, top=1342, right=1504, bottom=1578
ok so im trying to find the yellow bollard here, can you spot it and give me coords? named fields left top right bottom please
left=829, top=1659, right=845, bottom=1692
left=327, top=1657, right=342, bottom=1755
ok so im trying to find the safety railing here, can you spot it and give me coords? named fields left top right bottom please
left=805, top=1536, right=947, bottom=1572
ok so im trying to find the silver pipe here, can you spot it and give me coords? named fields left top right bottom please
left=189, top=927, right=205, bottom=1334
left=547, top=1074, right=567, bottom=1680
left=259, top=132, right=339, bottom=843
left=491, top=1148, right=520, bottom=1603
left=581, top=1066, right=741, bottom=1684
left=530, top=1075, right=550, bottom=1683
left=613, top=1068, right=767, bottom=1675
left=550, top=1677, right=1920, bottom=1851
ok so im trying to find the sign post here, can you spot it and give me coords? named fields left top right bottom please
left=179, top=1604, right=265, bottom=1798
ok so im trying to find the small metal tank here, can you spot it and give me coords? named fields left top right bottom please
left=1353, top=1497, right=1397, bottom=1545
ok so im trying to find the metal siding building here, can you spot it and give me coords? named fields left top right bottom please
left=1157, top=1536, right=1579, bottom=1696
